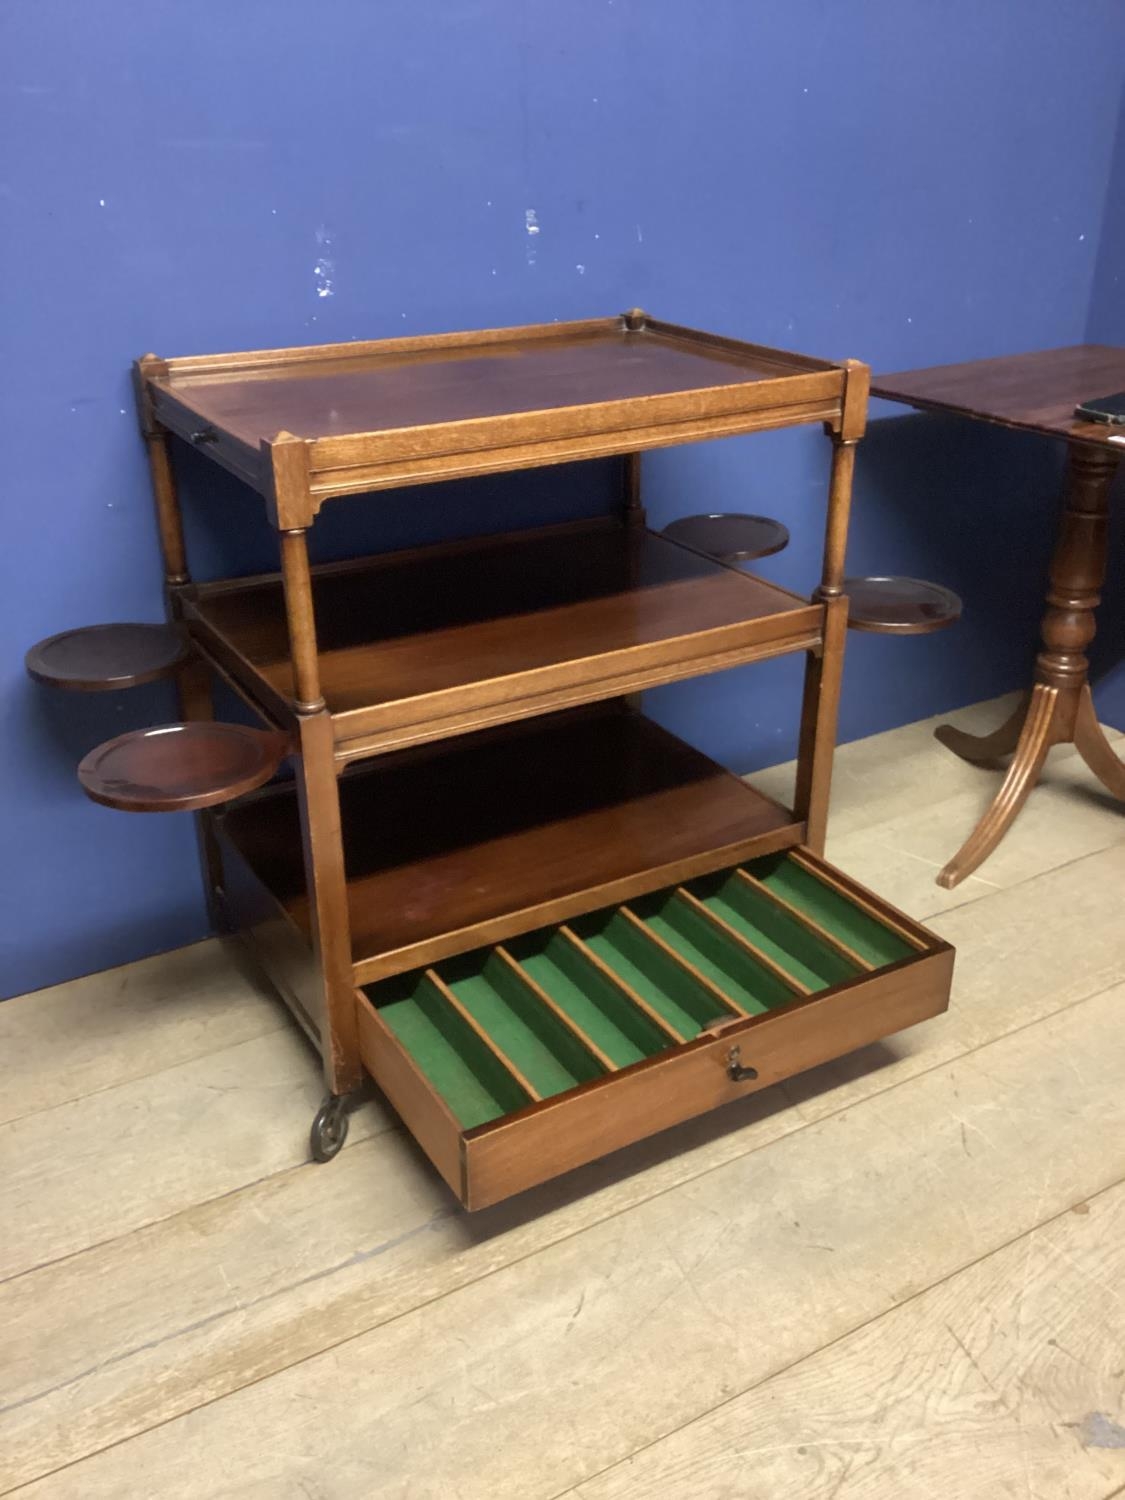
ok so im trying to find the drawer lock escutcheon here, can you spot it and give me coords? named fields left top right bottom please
left=727, top=1045, right=758, bottom=1083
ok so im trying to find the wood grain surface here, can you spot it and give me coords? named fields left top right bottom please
left=6, top=703, right=1122, bottom=1498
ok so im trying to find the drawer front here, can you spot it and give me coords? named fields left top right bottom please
left=463, top=949, right=950, bottom=1208
left=356, top=847, right=953, bottom=1209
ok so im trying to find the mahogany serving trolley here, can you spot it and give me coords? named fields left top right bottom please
left=28, top=312, right=956, bottom=1210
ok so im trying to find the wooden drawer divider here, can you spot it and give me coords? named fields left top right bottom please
left=491, top=946, right=621, bottom=1075
left=377, top=972, right=534, bottom=1130
left=732, top=868, right=876, bottom=973
left=624, top=889, right=792, bottom=1015
left=421, top=968, right=543, bottom=1102
left=776, top=850, right=930, bottom=958
left=694, top=870, right=863, bottom=990
left=555, top=926, right=687, bottom=1044
left=581, top=903, right=749, bottom=1023
left=507, top=930, right=674, bottom=1066
left=670, top=888, right=812, bottom=996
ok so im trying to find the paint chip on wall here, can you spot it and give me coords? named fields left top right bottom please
left=314, top=224, right=335, bottom=299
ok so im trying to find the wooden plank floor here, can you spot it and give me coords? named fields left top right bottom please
left=3, top=692, right=1124, bottom=1499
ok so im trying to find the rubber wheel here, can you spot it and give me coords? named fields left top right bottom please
left=310, top=1098, right=349, bottom=1162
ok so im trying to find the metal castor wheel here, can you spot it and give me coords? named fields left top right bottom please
left=310, top=1094, right=349, bottom=1162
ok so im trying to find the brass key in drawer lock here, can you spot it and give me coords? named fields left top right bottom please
left=727, top=1045, right=758, bottom=1083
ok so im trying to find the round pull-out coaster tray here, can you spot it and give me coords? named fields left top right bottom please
left=843, top=576, right=962, bottom=635
left=26, top=623, right=190, bottom=691
left=78, top=723, right=290, bottom=813
left=661, top=513, right=790, bottom=563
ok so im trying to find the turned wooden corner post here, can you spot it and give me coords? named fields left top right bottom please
left=132, top=355, right=227, bottom=916
left=133, top=354, right=205, bottom=741
left=620, top=310, right=649, bottom=708
left=621, top=316, right=647, bottom=554
left=266, top=432, right=362, bottom=1098
left=794, top=359, right=869, bottom=854
left=279, top=528, right=326, bottom=714
left=623, top=451, right=645, bottom=530
left=133, top=356, right=189, bottom=590
left=620, top=449, right=646, bottom=712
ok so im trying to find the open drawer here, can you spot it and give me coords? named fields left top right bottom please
left=355, top=847, right=953, bottom=1209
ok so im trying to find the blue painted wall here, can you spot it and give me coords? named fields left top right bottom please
left=1090, top=81, right=1125, bottom=346
left=1086, top=79, right=1125, bottom=720
left=4, top=1, right=1125, bottom=996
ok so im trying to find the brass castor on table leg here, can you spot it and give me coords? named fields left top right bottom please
left=310, top=1093, right=350, bottom=1162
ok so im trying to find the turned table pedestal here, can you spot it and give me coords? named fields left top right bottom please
left=873, top=346, right=1125, bottom=889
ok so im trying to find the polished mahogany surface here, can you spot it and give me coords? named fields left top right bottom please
left=78, top=723, right=289, bottom=813
left=661, top=513, right=790, bottom=562
left=25, top=623, right=189, bottom=691
left=125, top=317, right=869, bottom=1108
left=220, top=708, right=800, bottom=979
left=189, top=521, right=819, bottom=740
left=873, top=344, right=1125, bottom=448
left=875, top=346, right=1125, bottom=887
left=843, top=576, right=962, bottom=635
left=153, top=324, right=832, bottom=449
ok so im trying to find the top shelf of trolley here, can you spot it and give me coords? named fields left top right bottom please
left=137, top=312, right=865, bottom=529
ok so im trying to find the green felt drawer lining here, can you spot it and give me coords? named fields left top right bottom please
left=753, top=855, right=915, bottom=968
left=628, top=891, right=791, bottom=1013
left=442, top=951, right=605, bottom=1098
left=378, top=972, right=532, bottom=1130
left=695, top=873, right=858, bottom=989
left=367, top=851, right=916, bottom=1132
left=506, top=931, right=670, bottom=1066
left=569, top=909, right=734, bottom=1036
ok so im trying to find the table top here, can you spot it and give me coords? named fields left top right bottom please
left=144, top=316, right=856, bottom=523
left=873, top=344, right=1125, bottom=449
left=152, top=322, right=837, bottom=449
